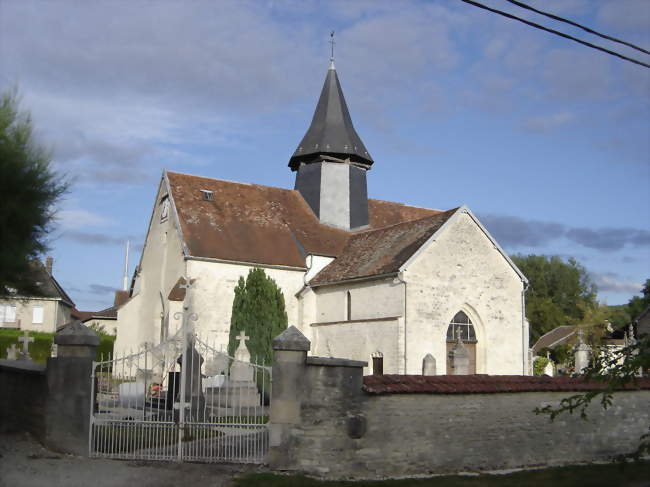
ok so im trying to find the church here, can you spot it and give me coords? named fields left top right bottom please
left=114, top=59, right=529, bottom=376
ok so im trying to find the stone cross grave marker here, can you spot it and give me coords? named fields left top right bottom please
left=6, top=343, right=18, bottom=360
left=18, top=331, right=34, bottom=360
left=230, top=330, right=254, bottom=382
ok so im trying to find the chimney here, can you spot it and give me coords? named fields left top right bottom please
left=45, top=257, right=54, bottom=276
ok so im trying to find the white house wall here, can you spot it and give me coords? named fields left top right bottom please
left=0, top=298, right=60, bottom=333
left=404, top=211, right=526, bottom=375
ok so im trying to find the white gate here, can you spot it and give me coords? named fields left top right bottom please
left=89, top=326, right=270, bottom=463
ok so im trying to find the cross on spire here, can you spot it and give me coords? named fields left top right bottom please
left=329, top=30, right=335, bottom=69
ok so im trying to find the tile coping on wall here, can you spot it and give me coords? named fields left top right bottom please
left=363, top=374, right=650, bottom=395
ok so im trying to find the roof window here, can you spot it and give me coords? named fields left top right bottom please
left=200, top=189, right=214, bottom=201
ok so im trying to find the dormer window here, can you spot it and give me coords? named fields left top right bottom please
left=200, top=189, right=213, bottom=201
left=160, top=196, right=170, bottom=222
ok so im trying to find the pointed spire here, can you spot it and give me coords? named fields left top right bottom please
left=289, top=41, right=373, bottom=171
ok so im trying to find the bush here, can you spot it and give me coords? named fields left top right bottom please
left=0, top=328, right=115, bottom=363
left=533, top=356, right=550, bottom=376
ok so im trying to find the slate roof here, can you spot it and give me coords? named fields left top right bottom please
left=2, top=260, right=74, bottom=307
left=363, top=374, right=650, bottom=395
left=531, top=325, right=576, bottom=354
left=166, top=171, right=440, bottom=270
left=289, top=65, right=373, bottom=170
left=309, top=209, right=459, bottom=285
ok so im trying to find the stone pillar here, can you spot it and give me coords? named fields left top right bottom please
left=266, top=326, right=310, bottom=468
left=45, top=320, right=99, bottom=455
left=422, top=354, right=436, bottom=375
left=449, top=337, right=469, bottom=375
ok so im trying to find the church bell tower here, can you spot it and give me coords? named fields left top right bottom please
left=289, top=54, right=374, bottom=230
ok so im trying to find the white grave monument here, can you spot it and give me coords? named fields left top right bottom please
left=6, top=343, right=18, bottom=360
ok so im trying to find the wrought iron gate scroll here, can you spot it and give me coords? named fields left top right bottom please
left=89, top=327, right=270, bottom=463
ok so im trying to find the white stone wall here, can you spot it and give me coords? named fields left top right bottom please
left=310, top=318, right=400, bottom=375
left=186, top=259, right=305, bottom=351
left=314, top=279, right=403, bottom=323
left=114, top=178, right=187, bottom=356
left=404, top=211, right=526, bottom=375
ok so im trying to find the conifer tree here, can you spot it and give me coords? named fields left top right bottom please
left=227, top=268, right=288, bottom=366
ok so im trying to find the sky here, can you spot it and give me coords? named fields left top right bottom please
left=1, top=0, right=648, bottom=311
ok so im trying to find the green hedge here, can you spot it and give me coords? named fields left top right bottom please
left=0, top=329, right=115, bottom=364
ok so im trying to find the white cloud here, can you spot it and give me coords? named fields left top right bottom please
left=591, top=272, right=642, bottom=295
left=55, top=209, right=112, bottom=230
left=523, top=111, right=574, bottom=133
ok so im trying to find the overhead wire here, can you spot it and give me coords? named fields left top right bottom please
left=458, top=0, right=650, bottom=69
left=504, top=0, right=650, bottom=55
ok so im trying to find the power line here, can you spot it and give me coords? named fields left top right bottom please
left=504, top=0, right=650, bottom=55
left=459, top=0, right=650, bottom=69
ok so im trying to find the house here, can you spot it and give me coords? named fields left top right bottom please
left=72, top=290, right=129, bottom=336
left=114, top=60, right=529, bottom=375
left=0, top=258, right=75, bottom=333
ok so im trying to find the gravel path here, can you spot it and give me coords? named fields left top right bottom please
left=0, top=432, right=262, bottom=487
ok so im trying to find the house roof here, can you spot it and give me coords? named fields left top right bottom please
left=531, top=325, right=576, bottom=354
left=168, top=277, right=196, bottom=302
left=363, top=374, right=650, bottom=395
left=166, top=171, right=440, bottom=269
left=289, top=64, right=373, bottom=170
left=309, top=209, right=459, bottom=286
left=2, top=260, right=75, bottom=307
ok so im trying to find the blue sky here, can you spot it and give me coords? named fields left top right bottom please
left=1, top=0, right=648, bottom=310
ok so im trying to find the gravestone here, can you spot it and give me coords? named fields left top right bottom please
left=543, top=351, right=554, bottom=376
left=422, top=353, right=436, bottom=375
left=208, top=330, right=260, bottom=410
left=574, top=329, right=591, bottom=375
left=230, top=331, right=254, bottom=382
left=6, top=343, right=18, bottom=360
left=449, top=336, right=469, bottom=375
left=176, top=341, right=204, bottom=402
left=17, top=331, right=34, bottom=360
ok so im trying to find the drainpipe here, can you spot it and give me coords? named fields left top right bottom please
left=521, top=280, right=529, bottom=375
left=395, top=272, right=407, bottom=374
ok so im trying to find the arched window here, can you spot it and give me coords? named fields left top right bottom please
left=446, top=311, right=477, bottom=343
left=446, top=311, right=477, bottom=374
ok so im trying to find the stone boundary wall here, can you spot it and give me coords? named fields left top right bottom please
left=0, top=361, right=47, bottom=439
left=267, top=327, right=650, bottom=479
left=0, top=321, right=99, bottom=455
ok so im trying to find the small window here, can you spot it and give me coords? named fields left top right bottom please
left=32, top=306, right=44, bottom=324
left=346, top=291, right=352, bottom=321
left=1, top=305, right=16, bottom=323
left=160, top=197, right=170, bottom=222
left=200, top=189, right=214, bottom=201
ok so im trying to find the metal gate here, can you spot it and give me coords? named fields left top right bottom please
left=89, top=322, right=271, bottom=463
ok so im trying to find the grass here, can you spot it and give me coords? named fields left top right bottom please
left=0, top=328, right=115, bottom=363
left=234, top=461, right=650, bottom=487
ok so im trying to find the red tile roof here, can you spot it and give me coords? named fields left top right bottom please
left=166, top=171, right=441, bottom=270
left=310, top=209, right=459, bottom=285
left=362, top=374, right=650, bottom=395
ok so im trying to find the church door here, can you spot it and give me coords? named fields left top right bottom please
left=446, top=311, right=477, bottom=374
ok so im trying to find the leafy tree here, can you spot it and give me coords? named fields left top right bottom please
left=227, top=267, right=288, bottom=366
left=512, top=255, right=597, bottom=344
left=0, top=89, right=67, bottom=293
left=627, top=279, right=650, bottom=321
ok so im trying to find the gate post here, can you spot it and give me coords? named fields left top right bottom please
left=45, top=320, right=99, bottom=455
left=266, top=326, right=310, bottom=468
